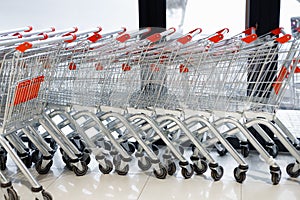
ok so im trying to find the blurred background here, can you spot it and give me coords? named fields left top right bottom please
left=0, top=0, right=299, bottom=35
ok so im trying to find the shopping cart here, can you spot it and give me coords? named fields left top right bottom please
left=107, top=26, right=297, bottom=184
left=38, top=27, right=200, bottom=179
left=135, top=27, right=300, bottom=184
left=0, top=26, right=57, bottom=199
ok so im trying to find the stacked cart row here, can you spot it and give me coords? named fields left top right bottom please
left=0, top=25, right=300, bottom=200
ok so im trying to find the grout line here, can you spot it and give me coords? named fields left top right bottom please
left=43, top=169, right=65, bottom=190
left=136, top=174, right=151, bottom=200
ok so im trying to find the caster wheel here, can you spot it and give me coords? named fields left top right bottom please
left=42, top=190, right=52, bottom=200
left=167, top=161, right=176, bottom=176
left=81, top=152, right=91, bottom=166
left=113, top=156, right=119, bottom=166
left=21, top=155, right=32, bottom=168
left=216, top=142, right=227, bottom=156
left=31, top=150, right=42, bottom=164
left=138, top=156, right=152, bottom=171
left=48, top=138, right=57, bottom=152
left=234, top=167, right=246, bottom=183
left=193, top=160, right=208, bottom=175
left=271, top=171, right=281, bottom=185
left=153, top=164, right=167, bottom=179
left=115, top=162, right=129, bottom=176
left=286, top=163, right=300, bottom=178
left=4, top=187, right=18, bottom=200
left=59, top=147, right=64, bottom=155
left=73, top=161, right=88, bottom=176
left=266, top=144, right=279, bottom=158
left=99, top=159, right=113, bottom=174
left=103, top=140, right=112, bottom=151
left=70, top=138, right=86, bottom=152
left=35, top=159, right=53, bottom=175
left=151, top=144, right=160, bottom=156
left=62, top=155, right=73, bottom=171
left=241, top=146, right=249, bottom=158
left=181, top=164, right=194, bottom=179
left=28, top=141, right=37, bottom=151
left=217, top=148, right=227, bottom=157
left=0, top=154, right=7, bottom=170
left=121, top=142, right=136, bottom=155
left=211, top=166, right=224, bottom=181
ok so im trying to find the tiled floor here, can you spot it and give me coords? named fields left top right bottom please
left=0, top=109, right=299, bottom=200
left=1, top=149, right=300, bottom=200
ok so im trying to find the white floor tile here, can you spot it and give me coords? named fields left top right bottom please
left=46, top=172, right=150, bottom=200
left=242, top=182, right=300, bottom=200
left=138, top=176, right=241, bottom=200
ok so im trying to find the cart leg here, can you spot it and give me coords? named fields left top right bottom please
left=0, top=134, right=52, bottom=199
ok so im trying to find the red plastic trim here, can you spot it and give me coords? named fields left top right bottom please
left=270, top=27, right=283, bottom=35
left=241, top=34, right=257, bottom=43
left=243, top=27, right=256, bottom=35
left=24, top=26, right=33, bottom=32
left=118, top=27, right=127, bottom=35
left=64, top=33, right=77, bottom=43
left=276, top=34, right=291, bottom=44
left=177, top=35, right=192, bottom=44
left=208, top=34, right=224, bottom=43
left=16, top=42, right=32, bottom=52
left=216, top=28, right=229, bottom=34
left=116, top=34, right=130, bottom=43
left=147, top=33, right=161, bottom=43
left=88, top=33, right=102, bottom=43
left=94, top=27, right=102, bottom=33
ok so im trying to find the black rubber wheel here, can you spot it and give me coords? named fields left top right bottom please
left=286, top=163, right=300, bottom=178
left=112, top=155, right=121, bottom=166
left=28, top=141, right=38, bottom=151
left=31, top=150, right=42, bottom=164
left=193, top=160, right=208, bottom=175
left=48, top=138, right=57, bottom=152
left=21, top=155, right=32, bottom=168
left=167, top=161, right=176, bottom=176
left=211, top=166, right=224, bottom=181
left=115, top=163, right=129, bottom=176
left=62, top=155, right=73, bottom=171
left=4, top=187, right=19, bottom=200
left=234, top=167, right=246, bottom=183
left=98, top=159, right=113, bottom=174
left=241, top=146, right=249, bottom=158
left=266, top=144, right=279, bottom=158
left=70, top=138, right=86, bottom=152
left=81, top=152, right=91, bottom=166
left=73, top=161, right=88, bottom=176
left=35, top=159, right=53, bottom=175
left=121, top=142, right=136, bottom=155
left=181, top=164, right=194, bottom=179
left=59, top=147, right=64, bottom=155
left=153, top=164, right=167, bottom=179
left=42, top=190, right=52, bottom=200
left=0, top=154, right=7, bottom=170
left=151, top=144, right=160, bottom=156
left=217, top=148, right=227, bottom=157
left=271, top=172, right=281, bottom=185
left=138, top=157, right=152, bottom=171
left=103, top=141, right=112, bottom=151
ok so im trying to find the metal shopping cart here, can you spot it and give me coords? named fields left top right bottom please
left=38, top=27, right=199, bottom=179
left=117, top=26, right=300, bottom=184
left=0, top=26, right=60, bottom=199
left=139, top=27, right=300, bottom=184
